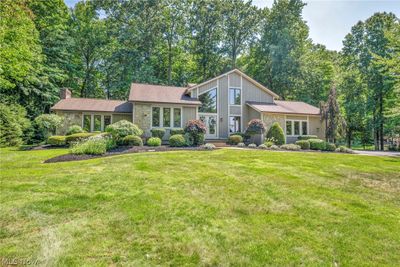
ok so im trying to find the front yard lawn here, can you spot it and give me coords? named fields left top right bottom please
left=1, top=148, right=399, bottom=265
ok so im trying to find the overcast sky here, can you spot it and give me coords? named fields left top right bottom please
left=65, top=0, right=399, bottom=51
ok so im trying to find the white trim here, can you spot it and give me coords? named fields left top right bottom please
left=81, top=113, right=113, bottom=132
left=285, top=118, right=309, bottom=137
left=227, top=74, right=230, bottom=135
left=216, top=79, right=220, bottom=138
left=240, top=75, right=243, bottom=132
left=151, top=105, right=183, bottom=129
left=228, top=115, right=242, bottom=133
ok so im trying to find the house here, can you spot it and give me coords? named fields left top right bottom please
left=51, top=69, right=325, bottom=143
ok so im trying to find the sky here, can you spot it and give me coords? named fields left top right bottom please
left=64, top=0, right=400, bottom=51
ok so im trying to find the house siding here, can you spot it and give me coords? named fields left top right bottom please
left=183, top=106, right=196, bottom=125
left=309, top=116, right=325, bottom=139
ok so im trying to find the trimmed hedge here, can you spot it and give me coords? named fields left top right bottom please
left=105, top=120, right=143, bottom=140
left=47, top=135, right=66, bottom=146
left=280, top=144, right=301, bottom=151
left=170, top=128, right=184, bottom=135
left=298, top=135, right=318, bottom=140
left=227, top=134, right=243, bottom=145
left=309, top=139, right=326, bottom=150
left=122, top=135, right=143, bottom=146
left=325, top=142, right=336, bottom=151
left=266, top=122, right=285, bottom=145
left=65, top=132, right=97, bottom=144
left=66, top=125, right=84, bottom=135
left=295, top=140, right=310, bottom=150
left=151, top=128, right=166, bottom=139
left=147, top=137, right=161, bottom=146
left=169, top=134, right=186, bottom=147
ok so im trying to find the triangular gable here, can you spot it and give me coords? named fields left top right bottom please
left=185, top=69, right=280, bottom=99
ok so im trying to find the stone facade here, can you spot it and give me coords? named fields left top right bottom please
left=262, top=113, right=286, bottom=133
left=133, top=103, right=152, bottom=137
left=55, top=111, right=82, bottom=135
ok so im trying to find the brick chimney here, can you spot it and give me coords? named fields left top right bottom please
left=60, top=88, right=72, bottom=99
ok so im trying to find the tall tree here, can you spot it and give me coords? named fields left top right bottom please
left=221, top=0, right=261, bottom=68
left=321, top=86, right=345, bottom=143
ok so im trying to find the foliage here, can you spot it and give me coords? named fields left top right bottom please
left=184, top=120, right=206, bottom=146
left=34, top=114, right=63, bottom=139
left=0, top=103, right=31, bottom=147
left=270, top=145, right=279, bottom=150
left=203, top=143, right=216, bottom=150
left=169, top=134, right=186, bottom=147
left=258, top=144, right=267, bottom=149
left=321, top=86, right=345, bottom=143
left=295, top=140, right=310, bottom=150
left=325, top=143, right=337, bottom=151
left=147, top=137, right=162, bottom=147
left=266, top=122, right=285, bottom=145
left=245, top=119, right=266, bottom=135
left=66, top=125, right=85, bottom=135
left=335, top=146, right=354, bottom=153
left=65, top=132, right=97, bottom=144
left=248, top=143, right=257, bottom=148
left=280, top=144, right=301, bottom=151
left=105, top=120, right=143, bottom=141
left=47, top=135, right=66, bottom=146
left=71, top=138, right=106, bottom=155
left=170, top=128, right=185, bottom=135
left=264, top=141, right=274, bottom=147
left=151, top=128, right=166, bottom=139
left=237, top=142, right=245, bottom=147
left=297, top=135, right=318, bottom=140
left=309, top=139, right=327, bottom=150
left=122, top=135, right=143, bottom=146
left=227, top=135, right=243, bottom=145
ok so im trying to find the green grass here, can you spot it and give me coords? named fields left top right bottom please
left=1, top=148, right=399, bottom=266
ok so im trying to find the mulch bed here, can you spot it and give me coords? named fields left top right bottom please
left=44, top=146, right=215, bottom=163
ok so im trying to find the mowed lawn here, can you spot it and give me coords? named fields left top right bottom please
left=1, top=148, right=399, bottom=266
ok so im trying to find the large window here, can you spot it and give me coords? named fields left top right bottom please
left=229, top=88, right=241, bottom=105
left=229, top=116, right=241, bottom=133
left=152, top=106, right=182, bottom=128
left=199, top=88, right=217, bottom=113
left=152, top=107, right=160, bottom=127
left=82, top=114, right=113, bottom=132
left=286, top=120, right=308, bottom=136
left=173, top=108, right=181, bottom=128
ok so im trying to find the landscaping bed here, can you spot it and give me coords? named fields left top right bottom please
left=44, top=145, right=215, bottom=163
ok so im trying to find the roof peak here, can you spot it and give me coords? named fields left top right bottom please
left=131, top=82, right=188, bottom=89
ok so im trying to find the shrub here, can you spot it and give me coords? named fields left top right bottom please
left=203, top=143, right=216, bottom=150
left=237, top=142, right=245, bottom=147
left=297, top=135, right=318, bottom=140
left=66, top=125, right=84, bottom=135
left=264, top=137, right=275, bottom=147
left=0, top=103, right=31, bottom=147
left=309, top=139, right=326, bottom=150
left=122, top=135, right=143, bottom=146
left=270, top=145, right=279, bottom=150
left=258, top=144, right=267, bottom=149
left=170, top=128, right=185, bottom=135
left=70, top=136, right=115, bottom=155
left=245, top=119, right=266, bottom=135
left=227, top=134, right=243, bottom=145
left=325, top=143, right=336, bottom=151
left=169, top=134, right=186, bottom=147
left=184, top=120, right=206, bottom=146
left=266, top=122, right=285, bottom=145
left=47, top=136, right=66, bottom=146
left=295, top=140, right=310, bottom=150
left=34, top=114, right=63, bottom=139
left=66, top=132, right=97, bottom=144
left=335, top=146, right=354, bottom=153
left=151, top=128, right=166, bottom=139
left=248, top=143, right=257, bottom=148
left=105, top=120, right=143, bottom=141
left=147, top=137, right=161, bottom=146
left=280, top=144, right=301, bottom=151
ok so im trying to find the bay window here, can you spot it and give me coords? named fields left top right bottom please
left=151, top=106, right=182, bottom=128
left=82, top=114, right=113, bottom=132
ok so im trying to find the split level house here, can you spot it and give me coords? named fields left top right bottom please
left=51, top=69, right=325, bottom=143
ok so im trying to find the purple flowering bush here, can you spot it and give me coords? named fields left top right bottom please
left=184, top=120, right=206, bottom=146
left=245, top=119, right=266, bottom=135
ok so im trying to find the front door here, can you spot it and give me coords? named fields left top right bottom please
left=199, top=114, right=218, bottom=139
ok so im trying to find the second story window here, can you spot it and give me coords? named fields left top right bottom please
left=229, top=88, right=241, bottom=105
left=199, top=88, right=217, bottom=113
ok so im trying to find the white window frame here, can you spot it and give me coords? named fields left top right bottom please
left=229, top=87, right=241, bottom=106
left=229, top=115, right=241, bottom=133
left=198, top=87, right=218, bottom=114
left=82, top=113, right=113, bottom=132
left=151, top=105, right=183, bottom=129
left=285, top=118, right=309, bottom=137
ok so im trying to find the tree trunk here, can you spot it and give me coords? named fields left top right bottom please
left=379, top=92, right=384, bottom=151
left=346, top=129, right=352, bottom=148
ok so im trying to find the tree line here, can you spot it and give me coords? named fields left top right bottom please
left=0, top=0, right=399, bottom=149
